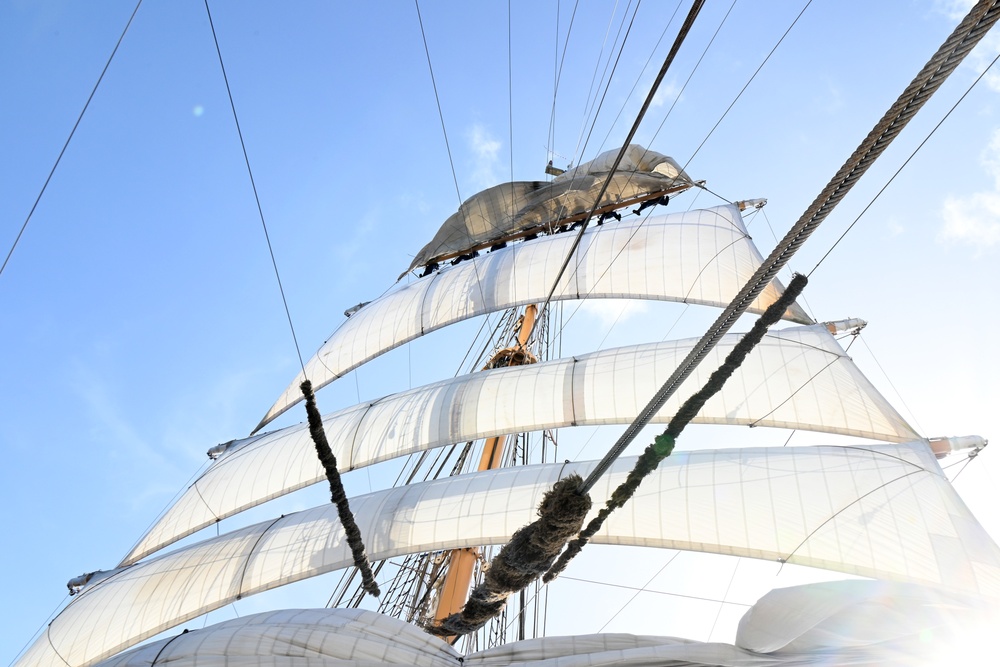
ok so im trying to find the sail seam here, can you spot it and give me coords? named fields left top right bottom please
left=568, top=356, right=579, bottom=426
left=235, top=515, right=286, bottom=600
left=748, top=356, right=840, bottom=428
left=779, top=469, right=927, bottom=567
left=351, top=400, right=384, bottom=471
left=190, top=480, right=221, bottom=523
left=44, top=622, right=71, bottom=667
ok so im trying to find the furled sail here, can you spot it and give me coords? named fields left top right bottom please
left=259, top=205, right=812, bottom=430
left=128, top=324, right=916, bottom=566
left=405, top=144, right=694, bottom=272
left=23, top=443, right=1000, bottom=667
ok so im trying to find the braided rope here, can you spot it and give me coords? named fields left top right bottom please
left=300, top=380, right=380, bottom=597
left=545, top=274, right=808, bottom=582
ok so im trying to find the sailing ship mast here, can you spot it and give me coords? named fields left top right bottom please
left=328, top=303, right=554, bottom=650
left=4, top=2, right=1000, bottom=665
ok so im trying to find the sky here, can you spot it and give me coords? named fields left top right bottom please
left=2, top=0, right=1000, bottom=663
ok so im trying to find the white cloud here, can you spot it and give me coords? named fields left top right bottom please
left=575, top=298, right=650, bottom=329
left=651, top=80, right=681, bottom=109
left=965, top=36, right=1000, bottom=93
left=821, top=78, right=845, bottom=115
left=936, top=0, right=1000, bottom=91
left=935, top=0, right=974, bottom=21
left=466, top=124, right=503, bottom=188
left=940, top=191, right=1000, bottom=246
left=938, top=129, right=1000, bottom=248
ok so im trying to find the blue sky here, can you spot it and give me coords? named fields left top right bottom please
left=3, top=0, right=1000, bottom=662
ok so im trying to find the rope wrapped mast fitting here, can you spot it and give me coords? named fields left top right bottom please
left=428, top=474, right=592, bottom=637
left=428, top=274, right=807, bottom=638
left=300, top=379, right=380, bottom=597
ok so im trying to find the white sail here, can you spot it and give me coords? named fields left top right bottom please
left=21, top=443, right=1000, bottom=667
left=125, top=324, right=917, bottom=565
left=93, top=588, right=997, bottom=667
left=258, top=205, right=812, bottom=430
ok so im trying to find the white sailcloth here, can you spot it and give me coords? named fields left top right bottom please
left=258, top=205, right=812, bottom=430
left=404, top=145, right=695, bottom=272
left=92, top=587, right=999, bottom=667
left=20, top=443, right=1000, bottom=667
left=124, top=324, right=917, bottom=565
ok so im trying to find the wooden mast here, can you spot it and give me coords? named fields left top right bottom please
left=430, top=305, right=538, bottom=638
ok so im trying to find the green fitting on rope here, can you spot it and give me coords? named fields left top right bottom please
left=653, top=433, right=675, bottom=457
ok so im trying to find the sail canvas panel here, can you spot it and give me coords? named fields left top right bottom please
left=125, top=325, right=916, bottom=565
left=94, top=593, right=997, bottom=667
left=260, top=205, right=812, bottom=429
left=26, top=444, right=999, bottom=667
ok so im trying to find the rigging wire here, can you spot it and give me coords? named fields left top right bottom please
left=577, top=0, right=1000, bottom=492
left=411, top=0, right=492, bottom=317
left=571, top=0, right=638, bottom=163
left=707, top=559, right=739, bottom=642
left=539, top=0, right=707, bottom=323
left=777, top=469, right=927, bottom=573
left=536, top=0, right=790, bottom=350
left=547, top=0, right=581, bottom=164
left=596, top=551, right=681, bottom=632
left=678, top=0, right=813, bottom=173
left=756, top=207, right=819, bottom=321
left=204, top=0, right=304, bottom=373
left=575, top=1, right=643, bottom=164
left=559, top=574, right=752, bottom=608
left=1, top=0, right=144, bottom=280
left=591, top=1, right=684, bottom=159
left=209, top=0, right=382, bottom=598
left=573, top=0, right=629, bottom=155
left=118, top=457, right=213, bottom=565
left=856, top=334, right=926, bottom=435
left=808, top=47, right=1000, bottom=278
left=6, top=595, right=70, bottom=667
left=590, top=0, right=804, bottom=248
left=631, top=0, right=740, bottom=171
left=948, top=450, right=979, bottom=482
left=414, top=0, right=464, bottom=213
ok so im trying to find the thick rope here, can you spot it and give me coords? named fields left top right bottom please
left=579, top=0, right=1000, bottom=493
left=427, top=474, right=592, bottom=637
left=300, top=380, right=380, bottom=597
left=427, top=274, right=806, bottom=637
left=544, top=273, right=808, bottom=583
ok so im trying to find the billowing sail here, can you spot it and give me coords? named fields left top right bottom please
left=259, top=205, right=812, bottom=430
left=126, top=324, right=916, bottom=565
left=405, top=144, right=694, bottom=272
left=93, top=586, right=998, bottom=667
left=21, top=443, right=1000, bottom=667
